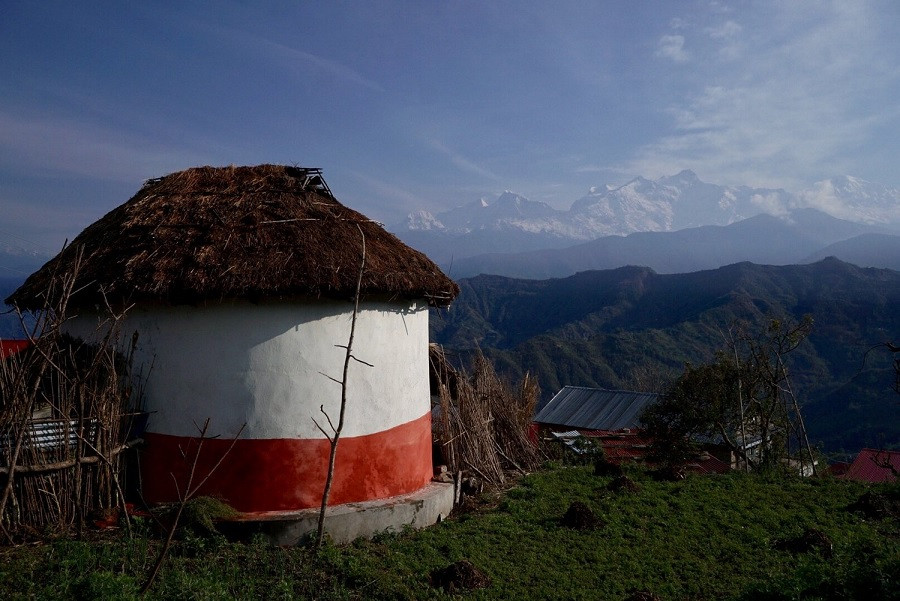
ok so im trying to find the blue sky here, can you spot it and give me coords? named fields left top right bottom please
left=2, top=1, right=898, bottom=253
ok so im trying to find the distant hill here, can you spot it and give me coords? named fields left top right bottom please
left=802, top=233, right=900, bottom=271
left=432, top=258, right=900, bottom=457
left=451, top=209, right=889, bottom=279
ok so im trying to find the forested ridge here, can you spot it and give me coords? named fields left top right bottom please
left=432, top=258, right=900, bottom=457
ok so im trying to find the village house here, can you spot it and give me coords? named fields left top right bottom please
left=533, top=385, right=731, bottom=473
left=533, top=385, right=663, bottom=464
left=841, top=448, right=900, bottom=483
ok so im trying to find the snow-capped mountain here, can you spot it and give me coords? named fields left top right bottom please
left=0, top=243, right=52, bottom=278
left=799, top=176, right=900, bottom=226
left=408, top=191, right=567, bottom=235
left=393, top=170, right=899, bottom=264
left=403, top=210, right=446, bottom=231
left=565, top=170, right=795, bottom=236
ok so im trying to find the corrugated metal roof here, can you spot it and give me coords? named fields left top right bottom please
left=533, top=386, right=659, bottom=431
left=843, top=448, right=900, bottom=483
left=0, top=418, right=98, bottom=452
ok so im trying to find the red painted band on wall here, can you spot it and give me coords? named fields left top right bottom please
left=140, top=412, right=433, bottom=512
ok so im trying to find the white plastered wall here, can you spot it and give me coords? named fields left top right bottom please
left=63, top=299, right=430, bottom=440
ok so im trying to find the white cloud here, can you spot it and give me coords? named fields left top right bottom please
left=429, top=139, right=501, bottom=181
left=707, top=1, right=733, bottom=15
left=0, top=110, right=210, bottom=184
left=706, top=19, right=743, bottom=59
left=797, top=180, right=851, bottom=218
left=348, top=171, right=423, bottom=215
left=707, top=20, right=741, bottom=39
left=749, top=192, right=790, bottom=216
left=623, top=2, right=898, bottom=189
left=656, top=34, right=690, bottom=63
left=205, top=23, right=384, bottom=93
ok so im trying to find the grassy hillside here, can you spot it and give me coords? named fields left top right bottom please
left=0, top=467, right=896, bottom=600
left=432, top=259, right=900, bottom=456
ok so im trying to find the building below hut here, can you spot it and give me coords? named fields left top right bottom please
left=534, top=385, right=732, bottom=474
left=841, top=448, right=899, bottom=483
left=534, top=386, right=659, bottom=464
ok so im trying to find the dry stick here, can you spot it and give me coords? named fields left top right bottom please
left=0, top=253, right=79, bottom=540
left=0, top=439, right=142, bottom=475
left=714, top=421, right=754, bottom=470
left=870, top=449, right=900, bottom=478
left=315, top=224, right=367, bottom=548
left=69, top=300, right=121, bottom=539
left=463, top=460, right=493, bottom=485
left=139, top=420, right=244, bottom=595
left=776, top=354, right=817, bottom=476
left=493, top=442, right=527, bottom=476
left=73, top=436, right=140, bottom=538
left=726, top=326, right=751, bottom=473
left=139, top=421, right=211, bottom=596
left=73, top=379, right=86, bottom=538
left=0, top=374, right=42, bottom=542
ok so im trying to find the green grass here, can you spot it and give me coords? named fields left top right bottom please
left=0, top=467, right=896, bottom=600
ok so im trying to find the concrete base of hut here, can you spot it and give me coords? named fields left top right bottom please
left=223, top=481, right=455, bottom=545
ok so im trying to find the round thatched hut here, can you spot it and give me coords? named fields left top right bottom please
left=7, top=165, right=458, bottom=514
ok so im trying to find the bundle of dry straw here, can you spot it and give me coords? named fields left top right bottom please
left=431, top=348, right=541, bottom=487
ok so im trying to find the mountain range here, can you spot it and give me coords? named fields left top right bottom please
left=450, top=209, right=900, bottom=279
left=0, top=244, right=52, bottom=280
left=394, top=171, right=900, bottom=267
left=431, top=258, right=900, bottom=457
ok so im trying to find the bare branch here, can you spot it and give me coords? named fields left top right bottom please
left=142, top=419, right=245, bottom=594
left=316, top=223, right=367, bottom=547
left=319, top=405, right=337, bottom=433
left=311, top=418, right=334, bottom=442
left=318, top=371, right=343, bottom=386
left=349, top=355, right=375, bottom=368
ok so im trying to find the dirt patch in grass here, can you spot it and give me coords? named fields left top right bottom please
left=607, top=474, right=641, bottom=493
left=848, top=490, right=900, bottom=520
left=429, top=559, right=491, bottom=593
left=774, top=527, right=834, bottom=558
left=561, top=501, right=603, bottom=530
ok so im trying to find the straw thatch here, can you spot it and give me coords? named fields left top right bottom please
left=7, top=165, right=458, bottom=310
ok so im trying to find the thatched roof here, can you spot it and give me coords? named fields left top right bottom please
left=7, top=165, right=458, bottom=310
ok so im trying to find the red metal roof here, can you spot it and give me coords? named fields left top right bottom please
left=843, top=449, right=900, bottom=483
left=0, top=339, right=29, bottom=359
left=549, top=426, right=732, bottom=475
left=685, top=453, right=731, bottom=475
